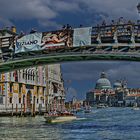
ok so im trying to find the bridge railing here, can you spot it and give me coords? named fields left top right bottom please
left=91, top=24, right=140, bottom=43
left=0, top=23, right=140, bottom=62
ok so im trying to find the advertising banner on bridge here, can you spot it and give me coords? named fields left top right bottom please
left=73, top=27, right=92, bottom=47
left=41, top=29, right=73, bottom=49
left=15, top=33, right=42, bottom=53
left=15, top=29, right=73, bottom=53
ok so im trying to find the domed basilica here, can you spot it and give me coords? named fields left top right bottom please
left=95, top=72, right=111, bottom=90
left=86, top=72, right=115, bottom=106
left=86, top=71, right=140, bottom=107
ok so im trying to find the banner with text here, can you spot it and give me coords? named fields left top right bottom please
left=15, top=29, right=73, bottom=53
left=15, top=33, right=43, bottom=53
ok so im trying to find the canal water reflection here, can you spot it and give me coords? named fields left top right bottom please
left=0, top=107, right=140, bottom=140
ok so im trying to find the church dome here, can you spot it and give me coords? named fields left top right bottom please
left=95, top=72, right=111, bottom=89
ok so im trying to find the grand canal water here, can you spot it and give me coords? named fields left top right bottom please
left=0, top=107, right=140, bottom=140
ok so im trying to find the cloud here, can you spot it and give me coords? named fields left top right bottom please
left=0, top=0, right=57, bottom=26
left=0, top=0, right=80, bottom=28
left=61, top=61, right=140, bottom=88
left=78, top=0, right=139, bottom=21
left=51, top=0, right=80, bottom=12
left=0, top=0, right=139, bottom=28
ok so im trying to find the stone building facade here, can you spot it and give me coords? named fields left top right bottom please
left=0, top=27, right=65, bottom=115
left=0, top=66, right=47, bottom=114
left=46, top=64, right=65, bottom=112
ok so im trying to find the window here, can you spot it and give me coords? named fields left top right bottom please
left=19, top=98, right=21, bottom=103
left=23, top=70, right=25, bottom=79
left=10, top=83, right=13, bottom=92
left=28, top=73, right=30, bottom=80
left=0, top=96, right=3, bottom=104
left=9, top=97, right=12, bottom=104
left=0, top=86, right=1, bottom=94
left=53, top=84, right=58, bottom=93
left=23, top=95, right=25, bottom=104
left=33, top=72, right=35, bottom=81
left=19, top=85, right=22, bottom=93
left=14, top=71, right=18, bottom=82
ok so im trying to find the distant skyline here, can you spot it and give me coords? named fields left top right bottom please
left=62, top=61, right=140, bottom=101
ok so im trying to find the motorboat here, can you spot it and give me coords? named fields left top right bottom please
left=44, top=111, right=77, bottom=123
left=132, top=107, right=140, bottom=110
left=97, top=104, right=107, bottom=109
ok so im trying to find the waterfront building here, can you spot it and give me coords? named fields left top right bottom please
left=65, top=99, right=83, bottom=111
left=0, top=26, right=17, bottom=62
left=0, top=64, right=65, bottom=115
left=95, top=72, right=115, bottom=105
left=0, top=27, right=47, bottom=114
left=86, top=71, right=140, bottom=107
left=86, top=91, right=95, bottom=106
left=113, top=80, right=129, bottom=107
left=0, top=27, right=65, bottom=115
left=0, top=66, right=47, bottom=114
left=46, top=64, right=65, bottom=112
left=125, top=88, right=140, bottom=107
left=86, top=72, right=115, bottom=106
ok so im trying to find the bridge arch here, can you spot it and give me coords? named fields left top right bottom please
left=0, top=46, right=140, bottom=73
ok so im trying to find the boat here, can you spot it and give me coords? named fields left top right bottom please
left=84, top=106, right=92, bottom=113
left=44, top=111, right=77, bottom=123
left=132, top=107, right=140, bottom=110
left=132, top=103, right=139, bottom=110
left=97, top=104, right=107, bottom=109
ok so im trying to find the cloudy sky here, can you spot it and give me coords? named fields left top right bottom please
left=0, top=0, right=140, bottom=100
left=0, top=0, right=139, bottom=32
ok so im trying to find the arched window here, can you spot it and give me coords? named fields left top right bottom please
left=28, top=71, right=30, bottom=80
left=9, top=97, right=12, bottom=104
left=33, top=71, right=35, bottom=81
left=23, top=70, right=25, bottom=79
left=25, top=69, right=28, bottom=80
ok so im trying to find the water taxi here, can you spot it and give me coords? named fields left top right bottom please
left=44, top=111, right=77, bottom=123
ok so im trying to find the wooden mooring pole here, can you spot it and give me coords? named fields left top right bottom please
left=16, top=104, right=18, bottom=116
left=12, top=104, right=13, bottom=116
left=23, top=103, right=25, bottom=115
left=21, top=104, right=23, bottom=116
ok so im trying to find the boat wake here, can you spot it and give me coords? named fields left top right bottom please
left=76, top=118, right=87, bottom=121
